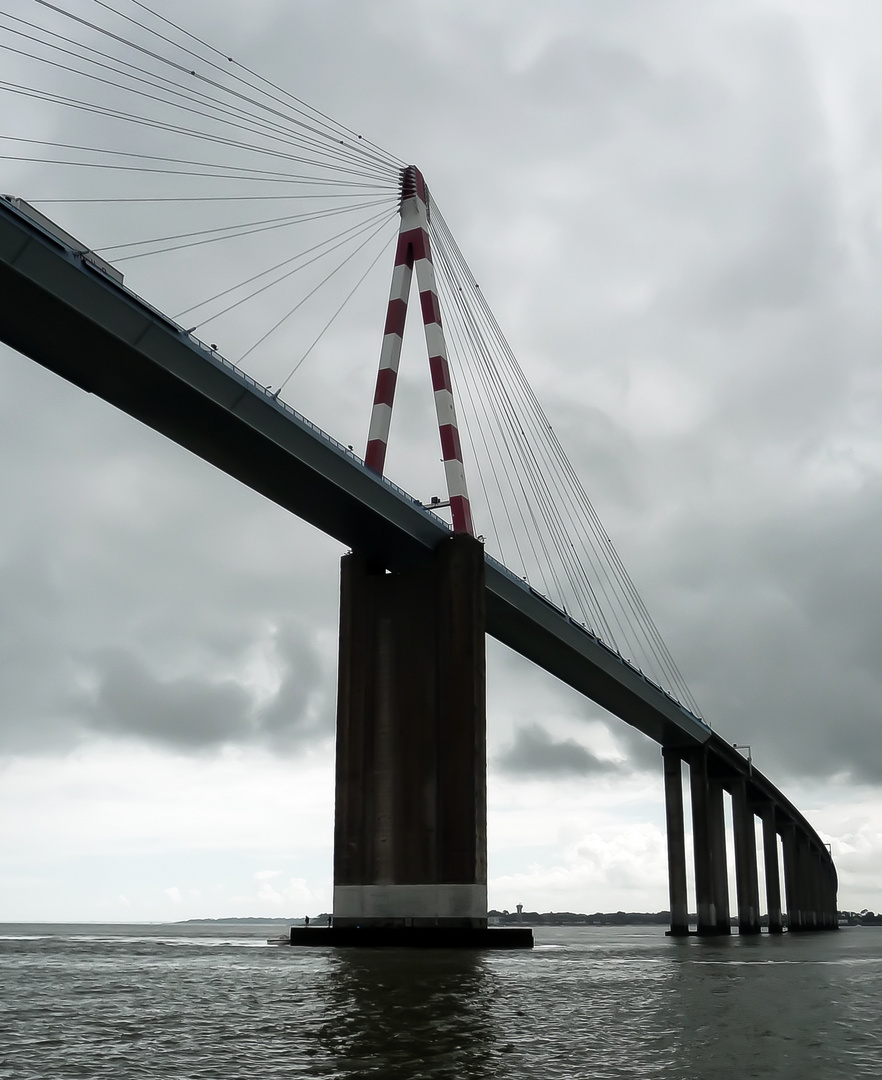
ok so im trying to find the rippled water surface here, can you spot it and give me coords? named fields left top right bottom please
left=1, top=923, right=880, bottom=1078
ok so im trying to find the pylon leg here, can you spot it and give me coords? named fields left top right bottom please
left=364, top=166, right=474, bottom=535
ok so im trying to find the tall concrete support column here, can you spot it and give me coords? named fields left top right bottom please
left=800, top=839, right=818, bottom=930
left=822, top=854, right=836, bottom=929
left=781, top=824, right=803, bottom=931
left=759, top=806, right=783, bottom=934
left=708, top=779, right=731, bottom=934
left=732, top=780, right=761, bottom=935
left=819, top=854, right=832, bottom=928
left=663, top=749, right=689, bottom=936
left=688, top=750, right=715, bottom=934
left=818, top=865, right=829, bottom=929
left=801, top=846, right=814, bottom=929
left=332, top=535, right=487, bottom=929
left=689, top=750, right=730, bottom=935
left=825, top=863, right=836, bottom=927
left=806, top=846, right=821, bottom=930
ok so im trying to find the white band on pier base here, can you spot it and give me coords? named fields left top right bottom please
left=333, top=884, right=487, bottom=921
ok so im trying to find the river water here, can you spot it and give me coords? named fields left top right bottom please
left=1, top=922, right=880, bottom=1079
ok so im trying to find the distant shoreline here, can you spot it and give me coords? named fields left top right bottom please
left=178, top=909, right=882, bottom=928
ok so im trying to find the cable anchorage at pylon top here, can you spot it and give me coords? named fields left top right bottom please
left=397, top=164, right=431, bottom=222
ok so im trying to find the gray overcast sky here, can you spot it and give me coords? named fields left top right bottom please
left=1, top=0, right=881, bottom=920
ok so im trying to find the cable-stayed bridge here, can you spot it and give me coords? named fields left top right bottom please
left=0, top=0, right=837, bottom=942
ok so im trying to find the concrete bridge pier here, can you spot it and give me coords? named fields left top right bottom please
left=811, top=844, right=834, bottom=929
left=662, top=749, right=689, bottom=935
left=821, top=852, right=837, bottom=927
left=687, top=749, right=730, bottom=935
left=732, top=780, right=761, bottom=935
left=665, top=746, right=838, bottom=938
left=759, top=805, right=784, bottom=934
left=782, top=824, right=835, bottom=932
left=781, top=824, right=802, bottom=930
left=708, top=777, right=732, bottom=934
left=688, top=749, right=715, bottom=934
left=803, top=839, right=821, bottom=930
left=806, top=844, right=821, bottom=929
left=332, top=535, right=486, bottom=930
left=818, top=849, right=838, bottom=929
left=294, top=533, right=532, bottom=948
left=827, top=861, right=840, bottom=928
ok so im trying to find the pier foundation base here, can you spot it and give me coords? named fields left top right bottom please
left=289, top=926, right=533, bottom=948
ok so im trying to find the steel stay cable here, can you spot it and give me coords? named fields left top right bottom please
left=0, top=152, right=395, bottom=191
left=431, top=204, right=698, bottom=705
left=28, top=0, right=400, bottom=173
left=173, top=209, right=396, bottom=319
left=450, top=261, right=695, bottom=696
left=433, top=209, right=669, bottom=669
left=438, top=264, right=537, bottom=577
left=431, top=229, right=551, bottom=578
left=432, top=217, right=626, bottom=643
left=0, top=82, right=396, bottom=187
left=554, top=443, right=700, bottom=707
left=460, top=262, right=683, bottom=678
left=439, top=291, right=515, bottom=566
left=97, top=0, right=402, bottom=170
left=513, top=355, right=699, bottom=701
left=432, top=219, right=591, bottom=616
left=0, top=21, right=394, bottom=178
left=433, top=204, right=686, bottom=682
left=107, top=211, right=393, bottom=261
left=108, top=0, right=404, bottom=170
left=429, top=221, right=566, bottom=607
left=95, top=197, right=395, bottom=254
left=272, top=223, right=398, bottom=399
left=447, top=337, right=511, bottom=567
left=430, top=251, right=520, bottom=569
left=27, top=195, right=374, bottom=203
left=430, top=214, right=608, bottom=626
left=183, top=205, right=397, bottom=330
left=0, top=135, right=395, bottom=189
left=0, top=48, right=395, bottom=183
left=430, top=207, right=641, bottom=631
left=237, top=212, right=396, bottom=364
left=434, top=244, right=553, bottom=594
left=427, top=234, right=557, bottom=600
left=479, top=302, right=697, bottom=697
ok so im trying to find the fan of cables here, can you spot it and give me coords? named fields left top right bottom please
left=0, top=0, right=699, bottom=716
left=0, top=0, right=403, bottom=371
left=426, top=195, right=701, bottom=716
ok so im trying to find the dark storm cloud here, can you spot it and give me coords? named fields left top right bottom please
left=0, top=351, right=338, bottom=756
left=252, top=621, right=334, bottom=750
left=81, top=649, right=252, bottom=749
left=662, top=484, right=882, bottom=784
left=75, top=619, right=332, bottom=753
left=0, top=550, right=80, bottom=753
left=496, top=722, right=621, bottom=778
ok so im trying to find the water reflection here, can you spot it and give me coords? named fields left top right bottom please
left=314, top=948, right=498, bottom=1079
left=6, top=926, right=881, bottom=1079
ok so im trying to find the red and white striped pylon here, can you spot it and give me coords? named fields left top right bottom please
left=365, top=165, right=475, bottom=536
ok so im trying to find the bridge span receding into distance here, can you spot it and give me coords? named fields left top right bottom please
left=0, top=193, right=838, bottom=937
